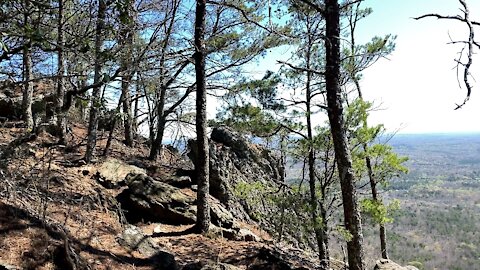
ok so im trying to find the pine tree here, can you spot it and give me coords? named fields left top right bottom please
left=194, top=0, right=210, bottom=233
left=85, top=0, right=107, bottom=163
left=324, top=0, right=365, bottom=268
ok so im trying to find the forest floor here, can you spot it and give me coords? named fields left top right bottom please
left=0, top=123, right=324, bottom=270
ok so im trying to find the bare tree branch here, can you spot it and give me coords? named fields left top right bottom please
left=415, top=0, right=477, bottom=109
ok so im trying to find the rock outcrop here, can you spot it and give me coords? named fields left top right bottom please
left=94, top=157, right=147, bottom=188
left=117, top=173, right=234, bottom=228
left=374, top=259, right=420, bottom=270
left=0, top=93, right=54, bottom=120
left=117, top=173, right=197, bottom=224
left=117, top=225, right=178, bottom=269
left=118, top=225, right=163, bottom=257
left=182, top=262, right=242, bottom=270
left=188, top=127, right=284, bottom=223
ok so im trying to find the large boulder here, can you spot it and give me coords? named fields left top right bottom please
left=246, top=247, right=307, bottom=270
left=93, top=158, right=147, bottom=189
left=117, top=225, right=178, bottom=269
left=374, top=259, right=420, bottom=270
left=0, top=261, right=17, bottom=270
left=117, top=225, right=161, bottom=257
left=117, top=173, right=235, bottom=228
left=117, top=173, right=196, bottom=224
left=0, top=94, right=55, bottom=120
left=96, top=158, right=146, bottom=184
left=209, top=197, right=234, bottom=228
left=182, top=262, right=242, bottom=270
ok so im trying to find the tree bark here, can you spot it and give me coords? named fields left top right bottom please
left=324, top=0, right=365, bottom=269
left=363, top=146, right=388, bottom=259
left=133, top=79, right=140, bottom=135
left=22, top=1, right=34, bottom=130
left=85, top=0, right=106, bottom=163
left=305, top=18, right=329, bottom=269
left=349, top=7, right=388, bottom=259
left=103, top=93, right=124, bottom=156
left=149, top=85, right=167, bottom=160
left=194, top=0, right=210, bottom=233
left=120, top=0, right=134, bottom=147
left=56, top=0, right=67, bottom=144
left=149, top=0, right=180, bottom=160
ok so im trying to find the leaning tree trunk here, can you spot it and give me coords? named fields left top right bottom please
left=356, top=73, right=389, bottom=260
left=85, top=0, right=106, bottom=163
left=194, top=0, right=210, bottom=233
left=324, top=0, right=365, bottom=269
left=366, top=165, right=389, bottom=260
left=103, top=93, right=124, bottom=156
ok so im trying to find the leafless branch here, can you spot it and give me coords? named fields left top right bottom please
left=415, top=0, right=477, bottom=109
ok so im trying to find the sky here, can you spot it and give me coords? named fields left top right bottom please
left=359, top=0, right=480, bottom=134
left=243, top=0, right=480, bottom=134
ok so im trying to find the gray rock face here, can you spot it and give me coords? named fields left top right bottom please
left=117, top=173, right=235, bottom=228
left=0, top=93, right=54, bottom=120
left=162, top=175, right=193, bottom=189
left=117, top=225, right=160, bottom=257
left=374, top=259, right=419, bottom=270
left=117, top=173, right=196, bottom=224
left=189, top=127, right=284, bottom=223
left=209, top=197, right=234, bottom=228
left=117, top=225, right=178, bottom=269
left=0, top=261, right=17, bottom=270
left=182, top=262, right=242, bottom=270
left=96, top=158, right=146, bottom=186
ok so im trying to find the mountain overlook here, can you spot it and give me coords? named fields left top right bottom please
left=0, top=123, right=418, bottom=270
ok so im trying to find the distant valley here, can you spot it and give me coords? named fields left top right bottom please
left=374, top=133, right=480, bottom=270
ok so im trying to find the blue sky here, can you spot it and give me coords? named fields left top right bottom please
left=242, top=0, right=480, bottom=134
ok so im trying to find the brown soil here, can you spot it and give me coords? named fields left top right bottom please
left=0, top=124, right=321, bottom=269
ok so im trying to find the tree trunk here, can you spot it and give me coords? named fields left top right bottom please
left=103, top=93, right=124, bottom=156
left=122, top=78, right=134, bottom=147
left=149, top=1, right=180, bottom=160
left=133, top=79, right=140, bottom=135
left=380, top=224, right=388, bottom=259
left=120, top=0, right=134, bottom=147
left=56, top=0, right=67, bottom=144
left=85, top=0, right=106, bottom=163
left=22, top=1, right=33, bottom=130
left=305, top=21, right=329, bottom=269
left=366, top=156, right=388, bottom=259
left=324, top=1, right=365, bottom=269
left=149, top=85, right=167, bottom=160
left=349, top=10, right=389, bottom=258
left=22, top=46, right=33, bottom=130
left=194, top=0, right=210, bottom=233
